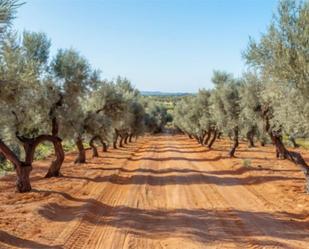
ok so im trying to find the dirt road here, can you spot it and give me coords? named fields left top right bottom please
left=0, top=135, right=309, bottom=249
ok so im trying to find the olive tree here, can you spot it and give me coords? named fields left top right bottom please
left=211, top=71, right=241, bottom=157
left=176, top=97, right=201, bottom=142
left=239, top=72, right=265, bottom=147
left=144, top=101, right=172, bottom=134
left=83, top=110, right=113, bottom=157
left=90, top=80, right=127, bottom=149
left=244, top=0, right=309, bottom=191
left=114, top=77, right=144, bottom=146
left=173, top=97, right=192, bottom=136
left=245, top=0, right=309, bottom=98
left=174, top=92, right=218, bottom=148
left=196, top=89, right=217, bottom=148
left=0, top=31, right=64, bottom=192
left=51, top=48, right=95, bottom=164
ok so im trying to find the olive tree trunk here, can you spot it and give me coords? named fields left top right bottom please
left=16, top=164, right=32, bottom=192
left=113, top=136, right=118, bottom=149
left=129, top=134, right=133, bottom=143
left=199, top=136, right=204, bottom=145
left=203, top=130, right=211, bottom=146
left=0, top=139, right=32, bottom=192
left=228, top=127, right=239, bottom=157
left=20, top=135, right=65, bottom=183
left=208, top=130, right=218, bottom=149
left=44, top=136, right=64, bottom=178
left=75, top=136, right=86, bottom=164
left=124, top=134, right=129, bottom=144
left=261, top=106, right=309, bottom=192
left=119, top=136, right=124, bottom=147
left=0, top=134, right=64, bottom=192
left=102, top=142, right=108, bottom=152
left=247, top=129, right=255, bottom=148
left=89, top=136, right=99, bottom=158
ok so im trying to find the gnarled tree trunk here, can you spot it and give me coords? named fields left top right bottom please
left=47, top=105, right=65, bottom=177
left=119, top=136, right=124, bottom=147
left=203, top=130, right=211, bottom=146
left=95, top=136, right=108, bottom=152
left=75, top=136, right=86, bottom=164
left=260, top=105, right=309, bottom=192
left=228, top=127, right=239, bottom=157
left=0, top=139, right=32, bottom=192
left=208, top=130, right=217, bottom=149
left=247, top=129, right=255, bottom=148
left=124, top=134, right=129, bottom=144
left=200, top=131, right=206, bottom=145
left=113, top=129, right=119, bottom=149
left=16, top=163, right=32, bottom=193
left=129, top=134, right=133, bottom=143
left=19, top=135, right=65, bottom=182
left=101, top=140, right=108, bottom=152
left=89, top=136, right=99, bottom=158
left=199, top=136, right=203, bottom=145
left=1, top=134, right=64, bottom=192
left=113, top=141, right=117, bottom=149
left=44, top=136, right=64, bottom=178
left=269, top=131, right=309, bottom=191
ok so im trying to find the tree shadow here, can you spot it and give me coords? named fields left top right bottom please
left=90, top=167, right=209, bottom=175
left=102, top=155, right=137, bottom=160
left=207, top=167, right=299, bottom=175
left=62, top=172, right=302, bottom=186
left=0, top=230, right=62, bottom=249
left=128, top=156, right=223, bottom=162
left=90, top=166, right=299, bottom=176
left=136, top=149, right=210, bottom=154
left=234, top=156, right=279, bottom=161
left=141, top=145, right=202, bottom=150
left=237, top=149, right=274, bottom=154
left=37, top=192, right=309, bottom=247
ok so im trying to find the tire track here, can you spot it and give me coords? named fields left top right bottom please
left=57, top=140, right=150, bottom=248
left=26, top=134, right=309, bottom=249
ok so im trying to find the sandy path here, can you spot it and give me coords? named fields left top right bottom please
left=0, top=135, right=308, bottom=249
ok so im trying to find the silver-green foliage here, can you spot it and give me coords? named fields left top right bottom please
left=211, top=71, right=241, bottom=135
left=0, top=31, right=54, bottom=143
left=244, top=0, right=309, bottom=138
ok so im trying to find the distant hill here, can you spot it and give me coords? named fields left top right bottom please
left=141, top=91, right=192, bottom=97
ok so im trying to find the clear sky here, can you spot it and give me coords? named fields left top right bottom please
left=13, top=0, right=278, bottom=92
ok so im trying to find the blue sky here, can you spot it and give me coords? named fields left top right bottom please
left=14, top=0, right=278, bottom=92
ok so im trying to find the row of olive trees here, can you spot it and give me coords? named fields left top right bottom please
left=0, top=1, right=165, bottom=193
left=174, top=0, right=309, bottom=192
left=174, top=71, right=264, bottom=156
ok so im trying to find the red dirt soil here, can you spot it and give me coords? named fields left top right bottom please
left=0, top=134, right=308, bottom=249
